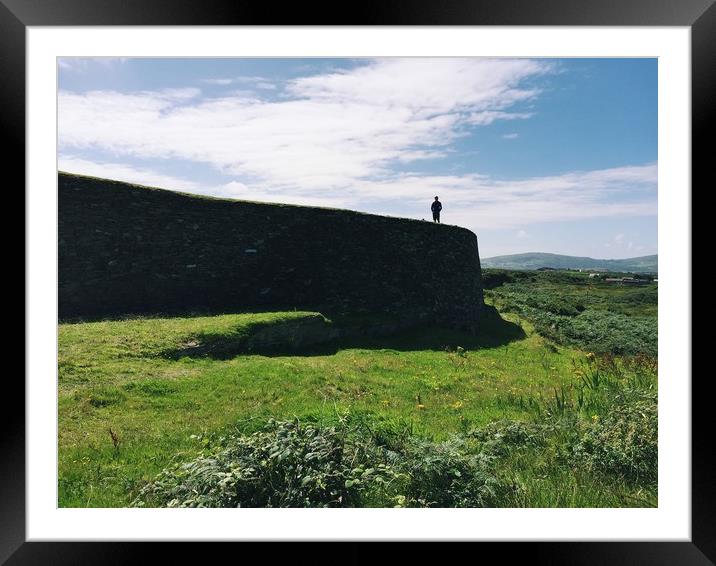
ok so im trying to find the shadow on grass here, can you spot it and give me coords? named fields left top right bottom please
left=163, top=304, right=526, bottom=360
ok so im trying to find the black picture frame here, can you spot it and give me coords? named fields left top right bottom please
left=9, top=1, right=708, bottom=563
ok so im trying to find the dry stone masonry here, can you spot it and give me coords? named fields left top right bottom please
left=59, top=173, right=485, bottom=331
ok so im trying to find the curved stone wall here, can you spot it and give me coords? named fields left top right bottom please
left=59, top=173, right=484, bottom=330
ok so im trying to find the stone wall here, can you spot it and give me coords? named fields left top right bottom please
left=59, top=173, right=484, bottom=330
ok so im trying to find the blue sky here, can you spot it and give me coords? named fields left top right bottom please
left=58, top=57, right=657, bottom=258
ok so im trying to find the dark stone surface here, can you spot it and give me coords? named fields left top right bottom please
left=58, top=173, right=484, bottom=330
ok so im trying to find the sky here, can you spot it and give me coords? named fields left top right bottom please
left=58, top=57, right=657, bottom=259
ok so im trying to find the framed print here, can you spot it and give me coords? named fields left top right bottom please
left=11, top=0, right=710, bottom=563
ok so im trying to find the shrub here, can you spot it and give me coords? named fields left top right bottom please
left=397, top=436, right=507, bottom=507
left=614, top=287, right=658, bottom=306
left=486, top=274, right=657, bottom=356
left=524, top=309, right=656, bottom=356
left=488, top=288, right=584, bottom=317
left=526, top=294, right=584, bottom=316
left=571, top=392, right=657, bottom=485
left=560, top=311, right=657, bottom=356
left=133, top=418, right=511, bottom=508
left=481, top=269, right=535, bottom=289
left=468, top=420, right=549, bottom=456
left=133, top=419, right=399, bottom=508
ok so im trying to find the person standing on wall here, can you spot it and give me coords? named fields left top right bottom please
left=431, top=196, right=442, bottom=223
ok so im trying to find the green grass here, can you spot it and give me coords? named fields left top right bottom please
left=58, top=295, right=657, bottom=508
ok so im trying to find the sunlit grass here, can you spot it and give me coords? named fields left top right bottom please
left=58, top=306, right=656, bottom=508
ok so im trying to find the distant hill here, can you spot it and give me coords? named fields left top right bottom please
left=481, top=252, right=658, bottom=273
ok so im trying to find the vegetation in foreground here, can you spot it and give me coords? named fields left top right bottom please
left=59, top=270, right=657, bottom=508
left=135, top=353, right=656, bottom=508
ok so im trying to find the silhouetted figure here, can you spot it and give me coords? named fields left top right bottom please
left=431, top=196, right=442, bottom=223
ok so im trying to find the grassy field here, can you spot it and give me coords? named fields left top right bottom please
left=58, top=273, right=657, bottom=508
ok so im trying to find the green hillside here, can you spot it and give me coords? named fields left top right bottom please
left=482, top=252, right=657, bottom=273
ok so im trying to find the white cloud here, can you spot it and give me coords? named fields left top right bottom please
left=58, top=57, right=128, bottom=72
left=201, top=76, right=277, bottom=90
left=59, top=58, right=551, bottom=191
left=287, top=59, right=546, bottom=116
left=58, top=58, right=657, bottom=234
left=60, top=156, right=656, bottom=232
left=201, top=78, right=234, bottom=85
left=502, top=133, right=520, bottom=140
left=235, top=76, right=273, bottom=84
left=58, top=156, right=201, bottom=192
left=468, top=112, right=533, bottom=126
left=609, top=233, right=647, bottom=253
left=342, top=163, right=657, bottom=230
